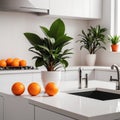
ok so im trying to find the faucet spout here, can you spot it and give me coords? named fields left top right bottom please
left=110, top=64, right=120, bottom=90
left=111, top=64, right=120, bottom=82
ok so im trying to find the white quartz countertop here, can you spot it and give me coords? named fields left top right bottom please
left=24, top=80, right=120, bottom=120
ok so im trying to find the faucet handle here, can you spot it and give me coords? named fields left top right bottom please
left=110, top=76, right=112, bottom=81
left=110, top=75, right=118, bottom=81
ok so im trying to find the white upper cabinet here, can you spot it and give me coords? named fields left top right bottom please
left=49, top=0, right=102, bottom=19
left=89, top=0, right=102, bottom=18
left=20, top=0, right=50, bottom=10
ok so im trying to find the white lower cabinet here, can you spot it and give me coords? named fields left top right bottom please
left=35, top=106, right=75, bottom=120
left=4, top=95, right=34, bottom=120
left=0, top=96, right=4, bottom=120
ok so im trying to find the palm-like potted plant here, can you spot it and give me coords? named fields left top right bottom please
left=77, top=25, right=107, bottom=66
left=108, top=35, right=120, bottom=52
left=24, top=18, right=73, bottom=87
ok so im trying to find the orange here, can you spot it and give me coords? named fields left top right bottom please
left=0, top=59, right=7, bottom=67
left=28, top=82, right=41, bottom=96
left=45, top=82, right=59, bottom=96
left=11, top=82, right=25, bottom=96
left=13, top=58, right=20, bottom=62
left=19, top=60, right=27, bottom=67
left=11, top=59, right=20, bottom=67
left=6, top=58, right=13, bottom=66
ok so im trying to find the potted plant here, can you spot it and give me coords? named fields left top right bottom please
left=77, top=25, right=107, bottom=66
left=24, top=18, right=73, bottom=87
left=108, top=35, right=120, bottom=52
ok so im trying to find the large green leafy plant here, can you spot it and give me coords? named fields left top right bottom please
left=78, top=25, right=107, bottom=54
left=24, top=18, right=73, bottom=71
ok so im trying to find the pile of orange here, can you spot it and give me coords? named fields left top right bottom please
left=0, top=58, right=27, bottom=67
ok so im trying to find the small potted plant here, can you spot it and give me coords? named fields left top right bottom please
left=24, top=18, right=73, bottom=87
left=77, top=25, right=107, bottom=66
left=108, top=35, right=120, bottom=52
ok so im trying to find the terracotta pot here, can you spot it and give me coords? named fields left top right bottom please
left=111, top=44, right=119, bottom=52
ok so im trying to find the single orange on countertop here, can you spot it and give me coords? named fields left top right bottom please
left=19, top=60, right=27, bottom=67
left=0, top=59, right=7, bottom=67
left=6, top=58, right=13, bottom=66
left=28, top=82, right=41, bottom=96
left=45, top=82, right=59, bottom=96
left=11, top=82, right=25, bottom=96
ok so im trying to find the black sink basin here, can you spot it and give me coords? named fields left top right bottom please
left=69, top=90, right=120, bottom=101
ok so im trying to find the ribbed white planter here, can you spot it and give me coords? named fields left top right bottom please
left=85, top=54, right=96, bottom=66
left=41, top=71, right=61, bottom=88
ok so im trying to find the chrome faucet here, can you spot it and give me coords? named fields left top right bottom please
left=110, top=64, right=120, bottom=90
left=78, top=68, right=88, bottom=89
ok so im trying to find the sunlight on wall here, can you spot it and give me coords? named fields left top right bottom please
left=116, top=0, right=120, bottom=35
left=110, top=0, right=120, bottom=52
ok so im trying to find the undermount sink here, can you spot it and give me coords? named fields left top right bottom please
left=69, top=88, right=120, bottom=101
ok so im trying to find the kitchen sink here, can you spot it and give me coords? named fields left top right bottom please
left=69, top=89, right=120, bottom=101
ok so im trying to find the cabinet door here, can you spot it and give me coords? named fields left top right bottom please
left=50, top=0, right=101, bottom=19
left=0, top=96, right=4, bottom=120
left=4, top=95, right=34, bottom=120
left=89, top=0, right=102, bottom=18
left=35, top=106, right=75, bottom=120
left=50, top=0, right=88, bottom=17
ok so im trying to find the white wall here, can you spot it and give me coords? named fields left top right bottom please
left=0, top=11, right=88, bottom=67
left=88, top=0, right=120, bottom=66
left=1, top=0, right=117, bottom=67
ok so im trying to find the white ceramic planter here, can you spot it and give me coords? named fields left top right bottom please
left=41, top=71, right=61, bottom=88
left=85, top=54, right=96, bottom=66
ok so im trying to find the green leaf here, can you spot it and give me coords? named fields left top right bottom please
left=24, top=33, right=42, bottom=46
left=37, top=45, right=49, bottom=52
left=54, top=35, right=73, bottom=48
left=35, top=58, right=44, bottom=67
left=29, top=47, right=41, bottom=56
left=60, top=59, right=68, bottom=68
left=49, top=18, right=65, bottom=39
left=40, top=26, right=49, bottom=37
